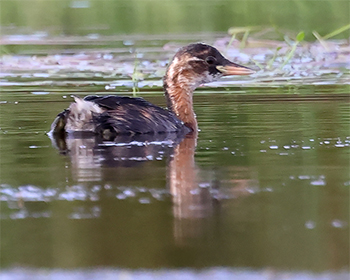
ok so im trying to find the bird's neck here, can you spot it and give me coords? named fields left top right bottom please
left=163, top=64, right=199, bottom=132
left=164, top=82, right=197, bottom=132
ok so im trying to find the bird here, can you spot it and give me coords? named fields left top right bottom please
left=49, top=43, right=254, bottom=139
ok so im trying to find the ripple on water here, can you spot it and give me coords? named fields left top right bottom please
left=31, top=91, right=50, bottom=95
left=259, top=137, right=350, bottom=154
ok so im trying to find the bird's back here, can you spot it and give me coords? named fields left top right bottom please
left=50, top=95, right=187, bottom=139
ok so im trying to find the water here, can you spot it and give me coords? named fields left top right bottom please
left=1, top=87, right=349, bottom=269
left=1, top=37, right=350, bottom=278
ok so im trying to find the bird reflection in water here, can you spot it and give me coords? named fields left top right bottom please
left=49, top=130, right=223, bottom=244
left=167, top=132, right=216, bottom=243
left=50, top=131, right=185, bottom=180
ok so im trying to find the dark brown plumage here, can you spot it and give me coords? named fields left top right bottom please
left=49, top=43, right=254, bottom=139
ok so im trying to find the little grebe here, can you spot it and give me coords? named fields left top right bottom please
left=50, top=43, right=254, bottom=137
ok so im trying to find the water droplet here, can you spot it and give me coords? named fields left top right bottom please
left=310, top=179, right=326, bottom=186
left=305, top=220, right=316, bottom=229
left=90, top=194, right=99, bottom=201
left=137, top=187, right=147, bottom=193
left=103, top=54, right=113, bottom=60
left=146, top=155, right=153, bottom=160
left=70, top=0, right=90, bottom=9
left=31, top=91, right=49, bottom=95
left=190, top=189, right=201, bottom=195
left=199, top=183, right=210, bottom=188
left=116, top=193, right=127, bottom=200
left=123, top=189, right=136, bottom=197
left=335, top=144, right=345, bottom=148
left=139, top=197, right=151, bottom=204
left=331, top=219, right=347, bottom=228
left=33, top=73, right=49, bottom=78
left=91, top=185, right=101, bottom=192
left=123, top=40, right=134, bottom=46
left=10, top=210, right=27, bottom=219
left=247, top=188, right=257, bottom=194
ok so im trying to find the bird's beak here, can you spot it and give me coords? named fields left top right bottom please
left=216, top=61, right=255, bottom=76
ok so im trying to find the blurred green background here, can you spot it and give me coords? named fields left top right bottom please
left=1, top=0, right=349, bottom=39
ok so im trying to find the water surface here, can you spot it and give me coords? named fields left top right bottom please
left=1, top=86, right=349, bottom=270
left=0, top=35, right=349, bottom=279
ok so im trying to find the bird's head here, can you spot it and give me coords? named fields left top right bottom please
left=164, top=43, right=254, bottom=90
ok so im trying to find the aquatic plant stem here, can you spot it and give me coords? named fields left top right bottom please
left=322, top=23, right=350, bottom=40
left=313, top=24, right=350, bottom=51
left=280, top=31, right=304, bottom=69
left=226, top=34, right=236, bottom=52
left=267, top=46, right=282, bottom=70
left=132, top=53, right=140, bottom=96
left=240, top=30, right=250, bottom=50
left=312, top=31, right=329, bottom=51
left=250, top=59, right=263, bottom=71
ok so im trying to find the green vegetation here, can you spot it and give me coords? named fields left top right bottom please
left=313, top=23, right=350, bottom=50
left=225, top=25, right=348, bottom=74
left=0, top=0, right=348, bottom=86
left=320, top=23, right=350, bottom=40
left=266, top=47, right=281, bottom=70
left=280, top=31, right=305, bottom=69
left=0, top=0, right=349, bottom=38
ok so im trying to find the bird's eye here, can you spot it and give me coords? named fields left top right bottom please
left=205, top=56, right=216, bottom=65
